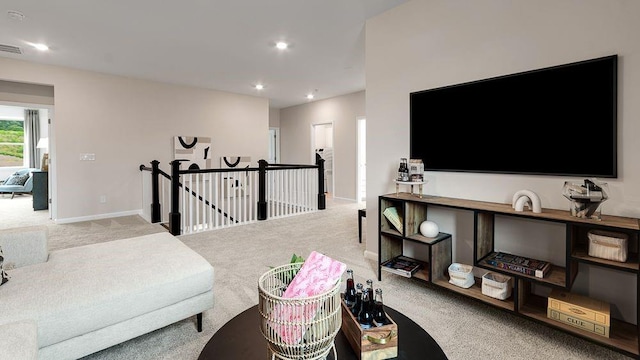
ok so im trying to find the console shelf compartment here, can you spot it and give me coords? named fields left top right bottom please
left=431, top=276, right=515, bottom=312
left=518, top=280, right=639, bottom=358
left=569, top=224, right=640, bottom=273
left=378, top=193, right=640, bottom=358
left=477, top=251, right=569, bottom=288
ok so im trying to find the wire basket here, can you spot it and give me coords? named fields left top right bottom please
left=258, top=262, right=342, bottom=360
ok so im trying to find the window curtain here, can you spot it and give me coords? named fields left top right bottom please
left=24, top=109, right=40, bottom=169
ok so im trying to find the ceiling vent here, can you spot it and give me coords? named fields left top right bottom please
left=0, top=44, right=22, bottom=54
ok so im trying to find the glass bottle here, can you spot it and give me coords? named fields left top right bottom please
left=366, top=279, right=374, bottom=307
left=358, top=284, right=373, bottom=329
left=351, top=283, right=363, bottom=316
left=344, top=269, right=356, bottom=307
left=401, top=158, right=409, bottom=181
left=373, top=288, right=386, bottom=327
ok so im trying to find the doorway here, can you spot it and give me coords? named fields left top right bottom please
left=357, top=117, right=366, bottom=204
left=268, top=127, right=279, bottom=164
left=0, top=103, right=53, bottom=227
left=311, top=123, right=334, bottom=195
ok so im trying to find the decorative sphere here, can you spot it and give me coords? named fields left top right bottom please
left=419, top=221, right=439, bottom=238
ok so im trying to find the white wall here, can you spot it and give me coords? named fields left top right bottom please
left=269, top=107, right=280, bottom=127
left=366, top=0, right=640, bottom=321
left=0, top=57, right=269, bottom=221
left=280, top=91, right=364, bottom=200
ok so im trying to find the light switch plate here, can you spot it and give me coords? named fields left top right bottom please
left=80, top=153, right=96, bottom=161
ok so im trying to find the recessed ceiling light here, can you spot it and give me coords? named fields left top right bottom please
left=32, top=43, right=49, bottom=51
left=306, top=93, right=314, bottom=100
left=275, top=42, right=288, bottom=50
left=255, top=84, right=264, bottom=90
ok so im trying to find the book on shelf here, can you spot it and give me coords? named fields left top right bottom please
left=381, top=255, right=422, bottom=278
left=382, top=207, right=403, bottom=233
left=484, top=252, right=551, bottom=278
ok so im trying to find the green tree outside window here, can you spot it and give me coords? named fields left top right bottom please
left=0, top=119, right=24, bottom=167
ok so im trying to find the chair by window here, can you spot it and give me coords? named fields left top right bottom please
left=0, top=168, right=39, bottom=198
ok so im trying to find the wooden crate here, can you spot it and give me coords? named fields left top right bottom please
left=340, top=298, right=398, bottom=360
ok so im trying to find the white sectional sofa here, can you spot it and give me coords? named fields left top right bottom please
left=0, top=227, right=214, bottom=360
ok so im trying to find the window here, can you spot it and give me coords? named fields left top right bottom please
left=0, top=118, right=25, bottom=167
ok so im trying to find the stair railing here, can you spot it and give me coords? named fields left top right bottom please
left=140, top=156, right=325, bottom=235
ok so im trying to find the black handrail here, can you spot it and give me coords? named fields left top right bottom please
left=178, top=167, right=258, bottom=174
left=260, top=164, right=319, bottom=169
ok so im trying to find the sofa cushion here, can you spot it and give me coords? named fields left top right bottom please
left=4, top=173, right=29, bottom=186
left=0, top=246, right=9, bottom=286
left=0, top=232, right=214, bottom=348
left=0, top=227, right=49, bottom=270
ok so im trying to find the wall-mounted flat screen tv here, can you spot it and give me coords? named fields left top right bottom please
left=410, top=55, right=618, bottom=178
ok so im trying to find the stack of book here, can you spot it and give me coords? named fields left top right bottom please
left=381, top=255, right=421, bottom=278
left=484, top=252, right=551, bottom=279
left=547, top=289, right=610, bottom=338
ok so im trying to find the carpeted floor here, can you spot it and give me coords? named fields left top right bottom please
left=4, top=198, right=632, bottom=359
left=0, top=194, right=51, bottom=230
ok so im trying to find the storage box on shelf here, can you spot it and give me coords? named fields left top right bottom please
left=377, top=192, right=640, bottom=358
left=481, top=272, right=512, bottom=301
left=448, top=263, right=475, bottom=289
left=587, top=229, right=629, bottom=263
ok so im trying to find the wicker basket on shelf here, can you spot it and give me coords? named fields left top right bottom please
left=258, top=262, right=342, bottom=360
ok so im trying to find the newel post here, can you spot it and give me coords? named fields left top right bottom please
left=150, top=160, right=161, bottom=223
left=169, top=160, right=183, bottom=235
left=257, top=159, right=268, bottom=220
left=316, top=153, right=326, bottom=210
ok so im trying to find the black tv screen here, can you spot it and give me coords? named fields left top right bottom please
left=410, top=55, right=618, bottom=178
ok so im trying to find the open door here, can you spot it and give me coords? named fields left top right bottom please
left=357, top=117, right=366, bottom=203
left=311, top=123, right=334, bottom=195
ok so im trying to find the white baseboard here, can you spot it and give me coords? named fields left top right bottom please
left=54, top=210, right=143, bottom=224
left=331, top=196, right=357, bottom=202
left=364, top=250, right=378, bottom=261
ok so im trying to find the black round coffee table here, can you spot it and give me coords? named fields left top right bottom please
left=199, top=304, right=448, bottom=359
